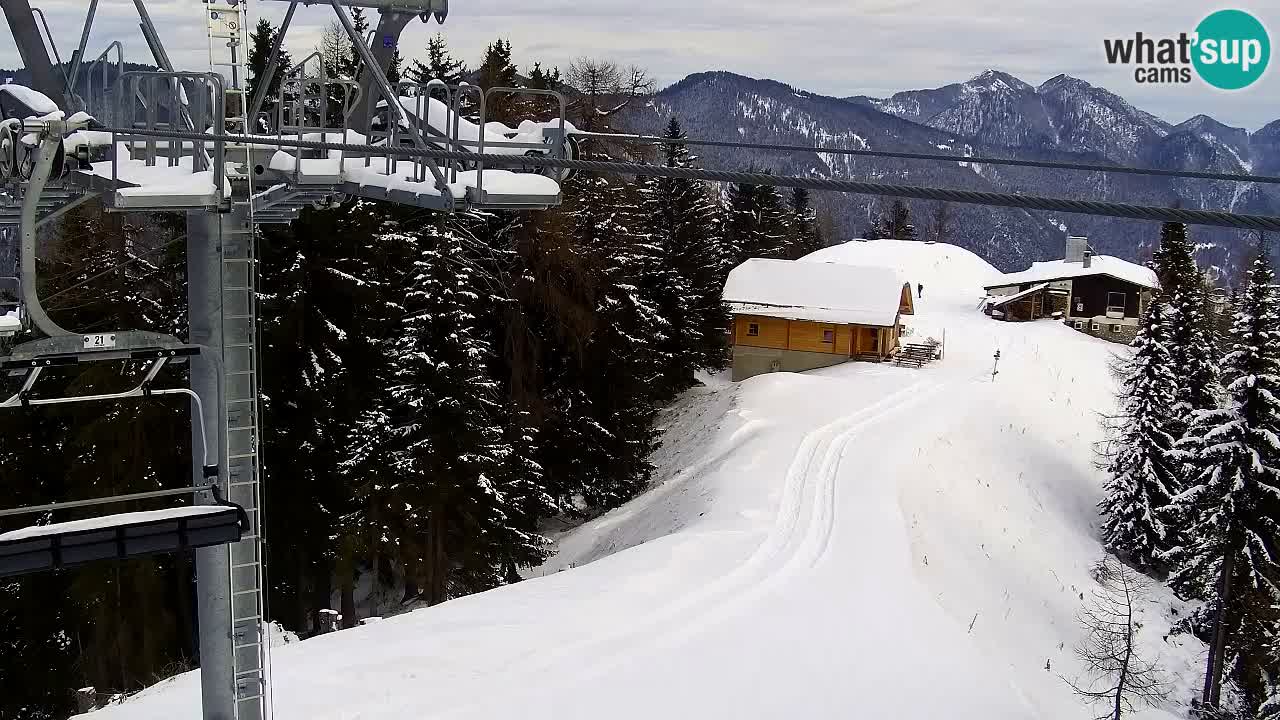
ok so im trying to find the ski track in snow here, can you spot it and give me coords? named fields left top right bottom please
left=441, top=381, right=943, bottom=717
left=88, top=240, right=1205, bottom=720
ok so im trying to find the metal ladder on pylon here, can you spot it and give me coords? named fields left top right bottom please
left=221, top=207, right=268, bottom=720
left=206, top=2, right=270, bottom=718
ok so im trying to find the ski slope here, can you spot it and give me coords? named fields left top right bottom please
left=88, top=240, right=1203, bottom=720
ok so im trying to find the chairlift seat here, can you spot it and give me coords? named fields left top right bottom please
left=0, top=505, right=245, bottom=579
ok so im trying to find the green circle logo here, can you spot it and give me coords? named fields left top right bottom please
left=1193, top=9, right=1270, bottom=90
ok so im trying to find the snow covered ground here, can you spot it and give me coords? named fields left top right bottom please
left=88, top=239, right=1203, bottom=720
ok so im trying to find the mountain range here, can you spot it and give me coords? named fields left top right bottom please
left=626, top=69, right=1280, bottom=276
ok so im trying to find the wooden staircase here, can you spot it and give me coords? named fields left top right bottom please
left=894, top=341, right=940, bottom=368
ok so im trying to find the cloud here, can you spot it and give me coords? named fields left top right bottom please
left=1, top=0, right=1274, bottom=130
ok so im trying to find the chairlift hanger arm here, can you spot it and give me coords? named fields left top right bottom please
left=0, top=486, right=214, bottom=519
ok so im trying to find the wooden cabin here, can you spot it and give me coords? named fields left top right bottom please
left=984, top=237, right=1158, bottom=343
left=723, top=258, right=915, bottom=381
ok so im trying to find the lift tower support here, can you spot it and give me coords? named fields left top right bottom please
left=0, top=0, right=70, bottom=108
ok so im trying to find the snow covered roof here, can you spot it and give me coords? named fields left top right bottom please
left=985, top=255, right=1158, bottom=290
left=988, top=283, right=1049, bottom=307
left=723, top=258, right=912, bottom=327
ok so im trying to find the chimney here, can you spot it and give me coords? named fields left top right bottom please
left=1065, top=236, right=1088, bottom=263
left=1083, top=250, right=1092, bottom=268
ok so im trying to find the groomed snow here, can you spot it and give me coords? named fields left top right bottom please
left=86, top=239, right=1202, bottom=720
left=0, top=506, right=233, bottom=542
left=989, top=255, right=1159, bottom=291
left=724, top=257, right=911, bottom=326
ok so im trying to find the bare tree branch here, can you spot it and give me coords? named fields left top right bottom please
left=1062, top=557, right=1172, bottom=720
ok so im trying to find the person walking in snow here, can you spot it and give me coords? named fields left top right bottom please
left=917, top=283, right=924, bottom=298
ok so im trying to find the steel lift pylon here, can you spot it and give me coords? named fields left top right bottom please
left=0, top=0, right=569, bottom=718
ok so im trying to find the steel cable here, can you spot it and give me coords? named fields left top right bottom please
left=103, top=126, right=1280, bottom=233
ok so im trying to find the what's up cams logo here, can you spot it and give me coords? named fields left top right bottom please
left=1104, top=9, right=1270, bottom=90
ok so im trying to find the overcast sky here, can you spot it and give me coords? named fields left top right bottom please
left=4, top=0, right=1275, bottom=130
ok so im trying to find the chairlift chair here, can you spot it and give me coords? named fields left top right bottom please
left=0, top=488, right=248, bottom=579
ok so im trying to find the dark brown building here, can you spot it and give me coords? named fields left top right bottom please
left=984, top=238, right=1159, bottom=344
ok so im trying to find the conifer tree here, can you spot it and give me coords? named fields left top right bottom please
left=1100, top=297, right=1180, bottom=570
left=476, top=39, right=518, bottom=123
left=1153, top=222, right=1221, bottom=434
left=875, top=199, right=917, bottom=240
left=1167, top=249, right=1280, bottom=713
left=724, top=181, right=790, bottom=264
left=531, top=169, right=666, bottom=511
left=380, top=223, right=534, bottom=605
left=526, top=62, right=561, bottom=90
left=341, top=8, right=370, bottom=79
left=785, top=187, right=824, bottom=259
left=247, top=19, right=291, bottom=128
left=410, top=33, right=466, bottom=85
left=387, top=49, right=404, bottom=85
left=1152, top=221, right=1199, bottom=295
left=639, top=116, right=730, bottom=390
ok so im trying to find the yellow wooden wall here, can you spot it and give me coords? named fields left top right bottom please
left=735, top=314, right=897, bottom=357
left=734, top=315, right=789, bottom=349
left=834, top=325, right=853, bottom=355
left=788, top=321, right=841, bottom=353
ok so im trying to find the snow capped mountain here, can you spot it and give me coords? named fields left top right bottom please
left=1254, top=120, right=1280, bottom=175
left=633, top=71, right=1066, bottom=271
left=854, top=70, right=1058, bottom=151
left=1035, top=74, right=1171, bottom=162
left=1155, top=115, right=1255, bottom=173
left=630, top=70, right=1279, bottom=279
left=852, top=70, right=1175, bottom=161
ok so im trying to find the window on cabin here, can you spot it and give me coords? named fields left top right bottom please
left=1074, top=321, right=1085, bottom=330
left=1110, top=324, right=1123, bottom=334
left=1107, top=292, right=1126, bottom=316
left=1091, top=322, right=1101, bottom=332
left=747, top=322, right=760, bottom=337
left=822, top=329, right=835, bottom=344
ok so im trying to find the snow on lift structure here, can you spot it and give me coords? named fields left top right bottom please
left=253, top=54, right=572, bottom=211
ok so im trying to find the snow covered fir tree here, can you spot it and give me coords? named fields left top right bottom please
left=1166, top=248, right=1280, bottom=717
left=1098, top=224, right=1280, bottom=716
left=1100, top=296, right=1179, bottom=571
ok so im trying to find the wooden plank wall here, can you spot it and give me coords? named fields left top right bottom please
left=733, top=315, right=789, bottom=349
left=788, top=321, right=840, bottom=353
left=734, top=315, right=893, bottom=357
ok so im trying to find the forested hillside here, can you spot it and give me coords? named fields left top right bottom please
left=0, top=35, right=825, bottom=719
